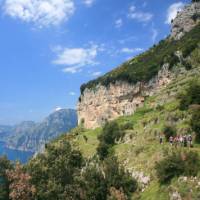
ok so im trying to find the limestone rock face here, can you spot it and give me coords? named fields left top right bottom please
left=77, top=64, right=171, bottom=129
left=171, top=2, right=200, bottom=40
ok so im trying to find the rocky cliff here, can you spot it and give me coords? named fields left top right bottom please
left=171, top=2, right=200, bottom=40
left=78, top=65, right=171, bottom=129
left=78, top=1, right=200, bottom=129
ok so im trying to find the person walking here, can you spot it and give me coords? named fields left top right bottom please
left=188, top=134, right=193, bottom=147
left=179, top=135, right=183, bottom=147
left=169, top=136, right=173, bottom=146
left=183, top=135, right=187, bottom=147
left=159, top=135, right=163, bottom=144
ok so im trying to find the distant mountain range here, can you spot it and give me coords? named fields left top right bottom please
left=0, top=109, right=77, bottom=152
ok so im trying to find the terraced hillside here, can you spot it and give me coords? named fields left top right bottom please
left=54, top=61, right=200, bottom=199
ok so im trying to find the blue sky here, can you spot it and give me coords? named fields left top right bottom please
left=0, top=0, right=190, bottom=124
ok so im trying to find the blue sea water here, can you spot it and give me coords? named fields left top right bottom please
left=0, top=141, right=34, bottom=163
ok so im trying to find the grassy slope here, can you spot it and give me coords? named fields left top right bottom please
left=58, top=60, right=200, bottom=199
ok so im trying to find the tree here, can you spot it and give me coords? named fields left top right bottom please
left=0, top=156, right=12, bottom=200
left=27, top=141, right=84, bottom=200
left=6, top=162, right=36, bottom=200
left=97, top=121, right=124, bottom=160
left=190, top=105, right=200, bottom=143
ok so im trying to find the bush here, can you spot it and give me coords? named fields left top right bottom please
left=97, top=142, right=111, bottom=160
left=179, top=79, right=200, bottom=110
left=80, top=156, right=137, bottom=200
left=190, top=105, right=200, bottom=143
left=163, top=125, right=176, bottom=141
left=98, top=121, right=123, bottom=145
left=0, top=156, right=13, bottom=200
left=104, top=156, right=137, bottom=198
left=97, top=121, right=124, bottom=160
left=120, top=121, right=133, bottom=130
left=155, top=151, right=200, bottom=184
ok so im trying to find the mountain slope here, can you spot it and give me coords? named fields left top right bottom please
left=5, top=109, right=77, bottom=152
left=53, top=64, right=200, bottom=199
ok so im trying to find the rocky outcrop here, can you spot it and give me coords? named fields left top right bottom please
left=77, top=64, right=171, bottom=129
left=171, top=2, right=200, bottom=40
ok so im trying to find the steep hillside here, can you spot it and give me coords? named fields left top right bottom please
left=54, top=63, right=200, bottom=199
left=78, top=2, right=200, bottom=129
left=4, top=109, right=77, bottom=152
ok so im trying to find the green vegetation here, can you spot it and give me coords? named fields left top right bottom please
left=178, top=79, right=200, bottom=110
left=190, top=105, right=200, bottom=143
left=163, top=125, right=176, bottom=141
left=97, top=121, right=124, bottom=160
left=0, top=156, right=12, bottom=200
left=155, top=150, right=200, bottom=184
left=81, top=24, right=200, bottom=93
left=24, top=138, right=137, bottom=200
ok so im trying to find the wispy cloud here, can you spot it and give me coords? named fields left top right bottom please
left=91, top=71, right=102, bottom=77
left=151, top=27, right=158, bottom=43
left=83, top=0, right=95, bottom=7
left=165, top=2, right=185, bottom=24
left=128, top=5, right=153, bottom=22
left=53, top=45, right=99, bottom=73
left=115, top=18, right=123, bottom=28
left=54, top=106, right=62, bottom=112
left=121, top=47, right=143, bottom=54
left=3, top=0, right=75, bottom=27
left=69, top=92, right=76, bottom=96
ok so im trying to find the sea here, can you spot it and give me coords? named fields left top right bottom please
left=0, top=141, right=34, bottom=163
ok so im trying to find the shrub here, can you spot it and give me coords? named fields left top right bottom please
left=121, top=121, right=133, bottom=130
left=99, top=121, right=124, bottom=145
left=182, top=60, right=192, bottom=70
left=0, top=156, right=13, bottom=200
left=104, top=156, right=137, bottom=198
left=97, top=142, right=111, bottom=160
left=163, top=125, right=176, bottom=141
left=190, top=105, right=200, bottom=143
left=155, top=151, right=200, bottom=184
left=179, top=79, right=200, bottom=110
left=97, top=121, right=124, bottom=160
left=80, top=156, right=137, bottom=200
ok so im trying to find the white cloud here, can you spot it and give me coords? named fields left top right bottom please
left=54, top=106, right=62, bottom=112
left=128, top=5, right=153, bottom=22
left=3, top=0, right=75, bottom=27
left=53, top=45, right=99, bottom=73
left=165, top=2, right=184, bottom=24
left=69, top=92, right=76, bottom=96
left=115, top=18, right=123, bottom=28
left=83, top=0, right=94, bottom=6
left=91, top=71, right=102, bottom=77
left=121, top=47, right=143, bottom=54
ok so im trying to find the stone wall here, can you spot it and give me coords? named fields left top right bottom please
left=77, top=64, right=171, bottom=129
left=171, top=2, right=200, bottom=40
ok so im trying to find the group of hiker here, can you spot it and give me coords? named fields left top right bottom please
left=159, top=134, right=193, bottom=147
